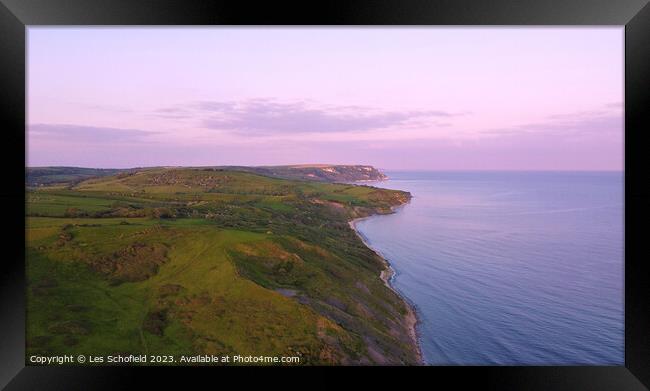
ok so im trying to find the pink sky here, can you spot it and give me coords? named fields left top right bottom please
left=27, top=27, right=623, bottom=170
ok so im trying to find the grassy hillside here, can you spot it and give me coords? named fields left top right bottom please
left=26, top=167, right=130, bottom=187
left=26, top=168, right=418, bottom=365
left=26, top=164, right=387, bottom=188
left=225, top=164, right=388, bottom=182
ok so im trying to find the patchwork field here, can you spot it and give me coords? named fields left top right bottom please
left=26, top=167, right=418, bottom=365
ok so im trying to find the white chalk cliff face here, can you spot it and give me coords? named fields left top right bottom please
left=218, top=165, right=390, bottom=183
left=279, top=165, right=388, bottom=182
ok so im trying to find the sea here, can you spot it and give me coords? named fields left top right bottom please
left=353, top=171, right=624, bottom=365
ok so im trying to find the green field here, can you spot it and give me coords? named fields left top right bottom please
left=26, top=168, right=418, bottom=365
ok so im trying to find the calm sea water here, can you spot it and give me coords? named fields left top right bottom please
left=354, top=171, right=624, bottom=365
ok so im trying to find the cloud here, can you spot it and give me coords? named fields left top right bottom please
left=486, top=108, right=622, bottom=138
left=28, top=124, right=158, bottom=143
left=155, top=99, right=461, bottom=135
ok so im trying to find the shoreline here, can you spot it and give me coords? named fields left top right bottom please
left=348, top=203, right=424, bottom=365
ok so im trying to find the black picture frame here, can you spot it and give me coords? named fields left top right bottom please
left=1, top=0, right=648, bottom=389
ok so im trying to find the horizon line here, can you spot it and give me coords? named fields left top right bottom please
left=25, top=164, right=624, bottom=173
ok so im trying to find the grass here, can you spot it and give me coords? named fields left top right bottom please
left=26, top=193, right=116, bottom=216
left=26, top=168, right=416, bottom=365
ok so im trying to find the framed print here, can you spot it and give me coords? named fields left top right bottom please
left=1, top=0, right=649, bottom=389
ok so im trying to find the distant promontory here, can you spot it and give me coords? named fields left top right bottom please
left=26, top=165, right=389, bottom=187
left=230, top=164, right=389, bottom=183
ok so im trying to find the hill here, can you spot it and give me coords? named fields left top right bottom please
left=26, top=167, right=130, bottom=187
left=26, top=167, right=418, bottom=365
left=230, top=164, right=388, bottom=182
left=26, top=164, right=388, bottom=187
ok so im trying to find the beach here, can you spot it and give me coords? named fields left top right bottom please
left=348, top=210, right=423, bottom=364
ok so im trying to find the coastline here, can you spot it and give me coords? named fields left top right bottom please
left=348, top=203, right=423, bottom=365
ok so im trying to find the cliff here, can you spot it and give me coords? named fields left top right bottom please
left=225, top=164, right=389, bottom=183
left=26, top=167, right=418, bottom=365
